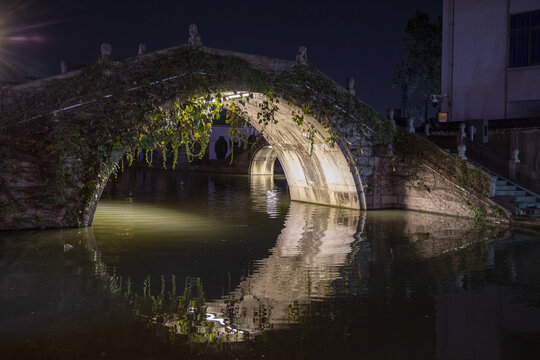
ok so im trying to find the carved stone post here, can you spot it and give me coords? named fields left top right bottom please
left=346, top=78, right=355, bottom=96
left=387, top=108, right=395, bottom=126
left=60, top=61, right=69, bottom=74
left=425, top=123, right=430, bottom=136
left=513, top=148, right=520, bottom=163
left=490, top=175, right=497, bottom=197
left=296, top=46, right=307, bottom=65
left=188, top=24, right=202, bottom=47
left=138, top=43, right=147, bottom=55
left=481, top=119, right=489, bottom=143
left=508, top=148, right=520, bottom=180
left=100, top=43, right=112, bottom=59
left=459, top=123, right=466, bottom=139
left=408, top=116, right=415, bottom=133
left=458, top=144, right=467, bottom=160
left=468, top=125, right=476, bottom=140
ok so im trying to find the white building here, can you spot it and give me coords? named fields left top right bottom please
left=208, top=125, right=258, bottom=160
left=441, top=0, right=540, bottom=121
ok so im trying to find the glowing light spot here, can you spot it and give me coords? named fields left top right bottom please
left=0, top=2, right=65, bottom=80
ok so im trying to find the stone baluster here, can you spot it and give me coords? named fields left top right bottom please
left=101, top=43, right=112, bottom=59
left=387, top=108, right=395, bottom=126
left=346, top=77, right=355, bottom=96
left=188, top=24, right=202, bottom=47
left=469, top=125, right=476, bottom=140
left=459, top=123, right=466, bottom=139
left=508, top=148, right=520, bottom=180
left=458, top=144, right=467, bottom=160
left=513, top=148, right=520, bottom=163
left=138, top=43, right=146, bottom=55
left=296, top=46, right=307, bottom=65
left=60, top=61, right=69, bottom=74
left=481, top=119, right=489, bottom=143
left=408, top=116, right=415, bottom=133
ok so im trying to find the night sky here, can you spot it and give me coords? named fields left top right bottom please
left=1, top=0, right=441, bottom=113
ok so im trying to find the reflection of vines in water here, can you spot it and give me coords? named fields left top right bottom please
left=106, top=274, right=247, bottom=343
left=225, top=293, right=274, bottom=333
left=83, top=232, right=229, bottom=342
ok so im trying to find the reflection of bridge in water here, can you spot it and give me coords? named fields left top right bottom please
left=0, top=196, right=518, bottom=347
left=206, top=201, right=364, bottom=334
left=199, top=176, right=512, bottom=336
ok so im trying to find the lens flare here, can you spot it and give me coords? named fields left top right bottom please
left=0, top=1, right=66, bottom=81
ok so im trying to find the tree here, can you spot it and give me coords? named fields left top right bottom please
left=392, top=10, right=442, bottom=122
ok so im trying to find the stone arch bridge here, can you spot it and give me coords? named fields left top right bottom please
left=0, top=37, right=504, bottom=231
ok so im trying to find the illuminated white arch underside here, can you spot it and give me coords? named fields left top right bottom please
left=227, top=92, right=363, bottom=210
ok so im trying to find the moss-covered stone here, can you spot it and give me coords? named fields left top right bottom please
left=393, top=129, right=492, bottom=197
left=0, top=46, right=391, bottom=230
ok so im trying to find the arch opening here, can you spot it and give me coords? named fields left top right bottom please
left=87, top=91, right=366, bottom=228
left=237, top=93, right=364, bottom=210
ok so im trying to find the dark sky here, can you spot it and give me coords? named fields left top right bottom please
left=1, top=0, right=441, bottom=113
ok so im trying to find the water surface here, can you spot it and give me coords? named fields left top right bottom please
left=1, top=169, right=540, bottom=359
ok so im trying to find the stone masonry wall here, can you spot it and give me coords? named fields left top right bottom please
left=363, top=131, right=510, bottom=223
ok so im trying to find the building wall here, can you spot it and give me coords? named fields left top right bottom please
left=506, top=68, right=540, bottom=118
left=208, top=125, right=258, bottom=160
left=441, top=0, right=540, bottom=121
left=507, top=0, right=540, bottom=117
left=510, top=0, right=540, bottom=13
left=441, top=0, right=508, bottom=121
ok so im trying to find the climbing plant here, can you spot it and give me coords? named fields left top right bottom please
left=127, top=94, right=224, bottom=169
left=393, top=129, right=492, bottom=197
left=0, top=46, right=395, bottom=229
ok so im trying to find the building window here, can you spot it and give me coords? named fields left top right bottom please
left=509, top=10, right=540, bottom=67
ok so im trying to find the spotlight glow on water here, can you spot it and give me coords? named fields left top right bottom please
left=94, top=201, right=229, bottom=236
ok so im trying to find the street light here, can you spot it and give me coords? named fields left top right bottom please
left=430, top=94, right=448, bottom=122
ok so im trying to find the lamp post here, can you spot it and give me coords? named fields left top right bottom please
left=430, top=94, right=448, bottom=124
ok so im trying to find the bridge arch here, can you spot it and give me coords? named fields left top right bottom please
left=84, top=90, right=366, bottom=225
left=249, top=145, right=278, bottom=176
left=243, top=94, right=363, bottom=209
left=0, top=46, right=393, bottom=230
left=83, top=88, right=368, bottom=227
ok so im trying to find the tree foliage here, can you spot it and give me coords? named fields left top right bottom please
left=392, top=10, right=442, bottom=118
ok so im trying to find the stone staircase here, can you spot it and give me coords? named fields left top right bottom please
left=440, top=147, right=540, bottom=216
left=493, top=178, right=540, bottom=215
left=468, top=160, right=540, bottom=215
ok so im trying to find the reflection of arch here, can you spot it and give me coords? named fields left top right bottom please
left=202, top=207, right=513, bottom=336
left=206, top=201, right=365, bottom=333
left=249, top=168, right=286, bottom=218
left=214, top=136, right=228, bottom=160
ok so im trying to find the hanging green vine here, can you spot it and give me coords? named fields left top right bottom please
left=132, top=94, right=224, bottom=168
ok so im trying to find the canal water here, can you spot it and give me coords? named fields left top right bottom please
left=1, top=168, right=540, bottom=359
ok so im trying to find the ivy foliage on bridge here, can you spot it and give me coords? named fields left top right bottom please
left=393, top=130, right=492, bottom=198
left=3, top=47, right=394, bottom=167
left=0, top=46, right=393, bottom=229
left=393, top=129, right=507, bottom=222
